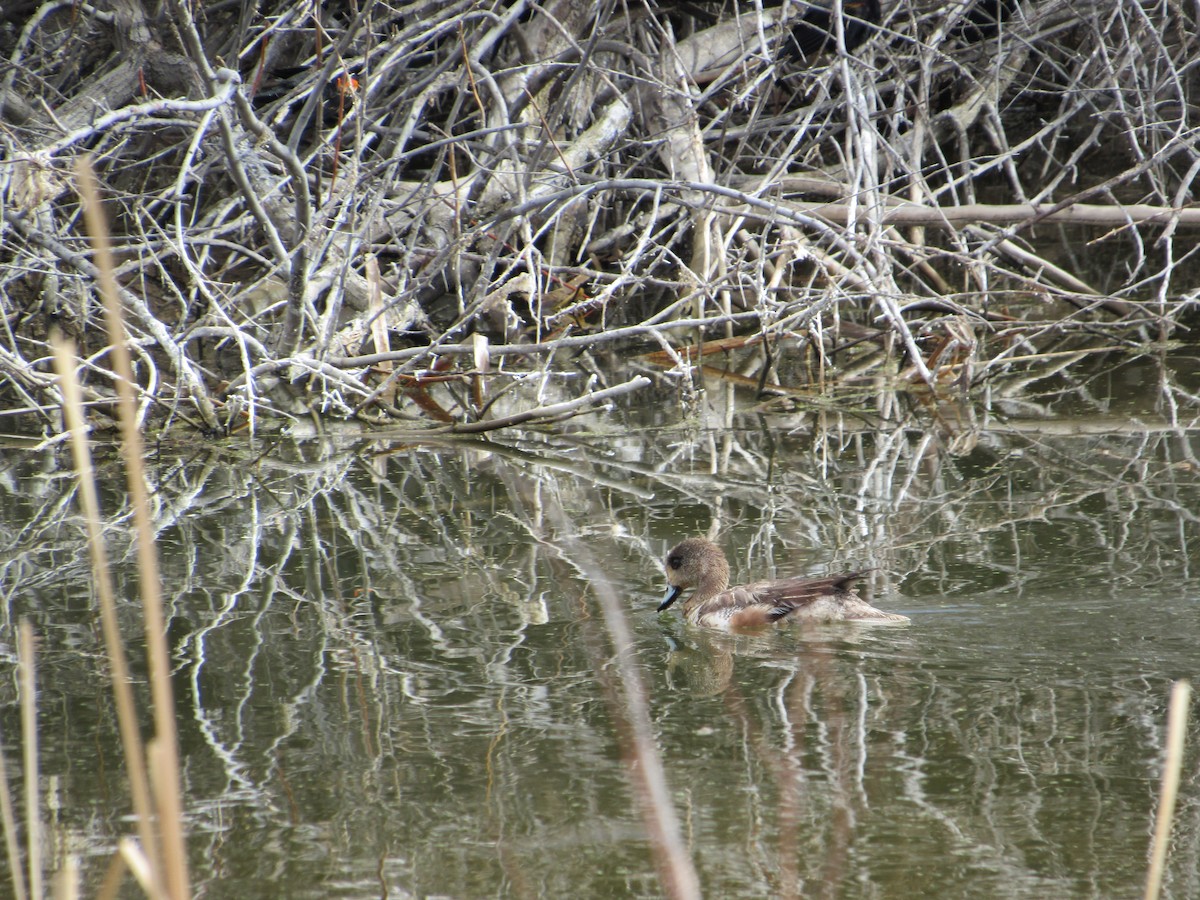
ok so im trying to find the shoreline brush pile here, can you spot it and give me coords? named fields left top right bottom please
left=1, top=1, right=1197, bottom=434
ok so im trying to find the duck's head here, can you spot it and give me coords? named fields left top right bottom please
left=659, top=538, right=731, bottom=611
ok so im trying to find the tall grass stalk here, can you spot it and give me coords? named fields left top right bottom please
left=51, top=333, right=163, bottom=892
left=545, top=514, right=701, bottom=899
left=42, top=156, right=191, bottom=899
left=53, top=854, right=78, bottom=899
left=1144, top=679, right=1192, bottom=900
left=18, top=622, right=40, bottom=899
left=0, top=689, right=28, bottom=900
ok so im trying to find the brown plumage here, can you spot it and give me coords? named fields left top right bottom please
left=659, top=538, right=908, bottom=630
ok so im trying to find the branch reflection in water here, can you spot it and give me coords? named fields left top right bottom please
left=2, top=349, right=1199, bottom=897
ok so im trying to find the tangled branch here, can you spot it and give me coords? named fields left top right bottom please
left=1, top=0, right=1197, bottom=434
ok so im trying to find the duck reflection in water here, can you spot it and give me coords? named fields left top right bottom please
left=659, top=538, right=908, bottom=630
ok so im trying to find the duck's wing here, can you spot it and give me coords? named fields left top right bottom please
left=750, top=573, right=867, bottom=622
left=693, top=573, right=866, bottom=627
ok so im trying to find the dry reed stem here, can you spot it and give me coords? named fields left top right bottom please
left=52, top=855, right=79, bottom=900
left=51, top=332, right=163, bottom=890
left=17, top=622, right=39, bottom=900
left=1144, top=679, right=1192, bottom=900
left=96, top=850, right=129, bottom=900
left=118, top=837, right=156, bottom=895
left=0, top=708, right=27, bottom=900
left=548, top=519, right=701, bottom=900
left=73, top=156, right=190, bottom=899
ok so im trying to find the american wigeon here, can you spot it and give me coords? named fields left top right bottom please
left=659, top=538, right=908, bottom=630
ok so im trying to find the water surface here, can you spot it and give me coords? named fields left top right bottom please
left=2, top=351, right=1199, bottom=898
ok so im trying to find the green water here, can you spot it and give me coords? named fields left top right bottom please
left=2, top=352, right=1199, bottom=898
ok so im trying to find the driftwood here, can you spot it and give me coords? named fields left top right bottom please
left=787, top=201, right=1200, bottom=230
left=1, top=0, right=1197, bottom=434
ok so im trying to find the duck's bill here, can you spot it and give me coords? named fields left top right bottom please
left=658, top=585, right=683, bottom=612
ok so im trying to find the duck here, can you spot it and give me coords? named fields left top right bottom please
left=658, top=538, right=908, bottom=630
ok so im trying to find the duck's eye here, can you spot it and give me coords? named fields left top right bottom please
left=667, top=554, right=682, bottom=570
